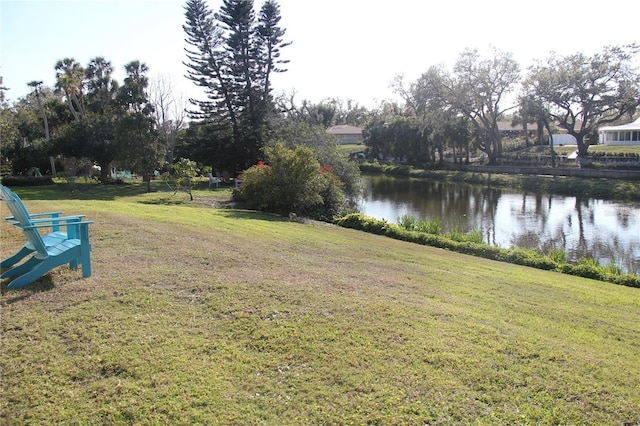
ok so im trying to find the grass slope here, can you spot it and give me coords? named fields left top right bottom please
left=1, top=187, right=639, bottom=425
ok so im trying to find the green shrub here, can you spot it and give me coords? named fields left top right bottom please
left=235, top=161, right=274, bottom=211
left=610, top=274, right=640, bottom=288
left=547, top=248, right=567, bottom=264
left=237, top=143, right=346, bottom=220
left=381, top=164, right=411, bottom=175
left=398, top=215, right=443, bottom=235
left=359, top=160, right=384, bottom=173
left=416, top=219, right=442, bottom=235
left=498, top=248, right=557, bottom=270
left=362, top=216, right=392, bottom=235
left=398, top=214, right=418, bottom=231
left=307, top=166, right=347, bottom=221
left=335, top=213, right=368, bottom=230
left=604, top=262, right=623, bottom=276
left=447, top=227, right=483, bottom=244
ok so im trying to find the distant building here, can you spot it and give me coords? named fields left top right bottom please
left=327, top=125, right=363, bottom=145
left=497, top=121, right=541, bottom=139
left=598, top=118, right=640, bottom=146
left=496, top=121, right=578, bottom=145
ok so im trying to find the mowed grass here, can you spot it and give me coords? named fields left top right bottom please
left=1, top=185, right=640, bottom=425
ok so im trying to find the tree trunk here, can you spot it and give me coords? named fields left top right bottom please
left=144, top=174, right=152, bottom=192
left=71, top=92, right=86, bottom=119
left=486, top=152, right=498, bottom=165
left=66, top=94, right=79, bottom=120
left=483, top=132, right=500, bottom=165
left=574, top=134, right=589, bottom=168
left=537, top=119, right=545, bottom=145
left=544, top=120, right=555, bottom=168
left=100, top=166, right=110, bottom=183
left=34, top=89, right=50, bottom=141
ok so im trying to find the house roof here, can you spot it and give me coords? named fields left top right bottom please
left=327, top=125, right=363, bottom=135
left=599, top=118, right=640, bottom=132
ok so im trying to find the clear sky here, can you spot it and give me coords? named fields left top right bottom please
left=2, top=0, right=639, bottom=109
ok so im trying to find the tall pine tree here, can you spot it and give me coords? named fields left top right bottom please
left=256, top=0, right=290, bottom=104
left=183, top=0, right=289, bottom=172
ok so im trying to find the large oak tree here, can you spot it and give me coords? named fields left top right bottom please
left=399, top=48, right=520, bottom=165
left=524, top=44, right=640, bottom=165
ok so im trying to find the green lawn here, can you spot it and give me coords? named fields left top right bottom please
left=1, top=183, right=639, bottom=425
left=337, top=143, right=365, bottom=158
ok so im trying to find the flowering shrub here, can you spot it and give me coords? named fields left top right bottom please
left=236, top=143, right=346, bottom=220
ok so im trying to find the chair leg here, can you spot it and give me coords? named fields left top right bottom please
left=0, top=246, right=33, bottom=268
left=7, top=263, right=49, bottom=289
left=69, top=258, right=79, bottom=271
left=80, top=251, right=92, bottom=278
left=1, top=256, right=40, bottom=279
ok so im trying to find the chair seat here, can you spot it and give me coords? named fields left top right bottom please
left=44, top=238, right=81, bottom=258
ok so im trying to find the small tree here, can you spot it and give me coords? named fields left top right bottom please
left=162, top=158, right=199, bottom=200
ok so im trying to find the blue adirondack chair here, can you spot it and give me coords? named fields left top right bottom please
left=0, top=185, right=94, bottom=289
left=0, top=185, right=86, bottom=269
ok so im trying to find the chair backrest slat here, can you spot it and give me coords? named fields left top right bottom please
left=0, top=185, right=48, bottom=256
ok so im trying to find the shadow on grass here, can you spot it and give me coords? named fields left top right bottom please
left=215, top=208, right=298, bottom=223
left=5, top=180, right=155, bottom=201
left=0, top=274, right=54, bottom=299
left=137, top=196, right=192, bottom=206
left=7, top=180, right=228, bottom=202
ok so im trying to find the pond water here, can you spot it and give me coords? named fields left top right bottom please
left=355, top=174, right=640, bottom=275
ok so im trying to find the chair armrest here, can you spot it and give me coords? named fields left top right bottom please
left=29, top=215, right=86, bottom=224
left=18, top=221, right=93, bottom=242
left=5, top=211, right=70, bottom=232
left=26, top=211, right=64, bottom=218
left=8, top=215, right=87, bottom=225
left=4, top=211, right=64, bottom=221
left=19, top=220, right=94, bottom=230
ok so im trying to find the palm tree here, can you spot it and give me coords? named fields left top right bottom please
left=55, top=58, right=86, bottom=120
left=85, top=57, right=118, bottom=114
left=27, top=81, right=50, bottom=140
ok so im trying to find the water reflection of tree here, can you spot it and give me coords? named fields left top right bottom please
left=359, top=175, right=640, bottom=274
left=615, top=206, right=633, bottom=228
left=517, top=192, right=550, bottom=234
left=474, top=187, right=500, bottom=245
left=574, top=197, right=589, bottom=255
left=511, top=226, right=567, bottom=255
left=510, top=230, right=541, bottom=250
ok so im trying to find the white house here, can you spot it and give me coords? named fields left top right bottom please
left=327, top=125, right=363, bottom=145
left=598, top=118, right=640, bottom=146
